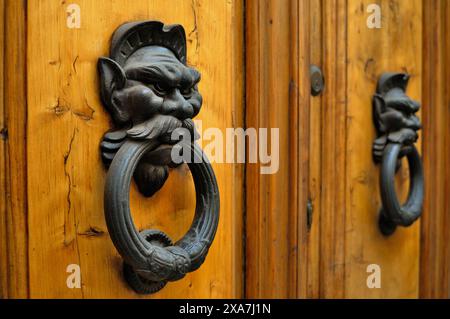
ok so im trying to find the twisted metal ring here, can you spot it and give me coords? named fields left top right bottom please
left=104, top=139, right=219, bottom=294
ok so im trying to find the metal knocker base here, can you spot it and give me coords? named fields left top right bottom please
left=104, top=140, right=219, bottom=294
left=378, top=144, right=424, bottom=236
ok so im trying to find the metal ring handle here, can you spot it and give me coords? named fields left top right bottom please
left=104, top=139, right=219, bottom=294
left=378, top=144, right=424, bottom=235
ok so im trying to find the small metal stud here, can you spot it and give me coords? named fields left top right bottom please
left=307, top=199, right=313, bottom=231
left=310, top=65, right=325, bottom=96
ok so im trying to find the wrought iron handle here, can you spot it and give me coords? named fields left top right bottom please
left=372, top=73, right=424, bottom=236
left=98, top=21, right=220, bottom=294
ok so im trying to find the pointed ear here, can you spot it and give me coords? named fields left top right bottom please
left=98, top=57, right=126, bottom=108
left=373, top=94, right=386, bottom=112
left=373, top=94, right=386, bottom=133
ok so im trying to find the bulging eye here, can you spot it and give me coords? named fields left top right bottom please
left=150, top=83, right=169, bottom=96
left=180, top=87, right=193, bottom=98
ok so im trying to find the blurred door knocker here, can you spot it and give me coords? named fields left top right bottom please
left=372, top=73, right=424, bottom=236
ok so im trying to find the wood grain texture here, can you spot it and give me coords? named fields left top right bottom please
left=26, top=0, right=243, bottom=298
left=245, top=0, right=293, bottom=298
left=319, top=0, right=348, bottom=298
left=3, top=0, right=29, bottom=298
left=344, top=0, right=422, bottom=298
left=304, top=0, right=322, bottom=299
left=245, top=0, right=312, bottom=298
left=294, top=0, right=314, bottom=299
left=0, top=0, right=6, bottom=298
left=420, top=0, right=450, bottom=299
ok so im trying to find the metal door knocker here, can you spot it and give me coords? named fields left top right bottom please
left=372, top=73, right=424, bottom=236
left=98, top=21, right=220, bottom=294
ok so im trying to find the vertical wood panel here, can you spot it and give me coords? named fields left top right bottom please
left=304, top=0, right=322, bottom=299
left=246, top=0, right=312, bottom=298
left=319, top=0, right=348, bottom=298
left=294, top=0, right=314, bottom=298
left=245, top=0, right=292, bottom=298
left=26, top=0, right=243, bottom=298
left=289, top=1, right=300, bottom=297
left=290, top=0, right=315, bottom=299
left=0, top=0, right=7, bottom=298
left=420, top=0, right=450, bottom=299
left=3, top=0, right=29, bottom=298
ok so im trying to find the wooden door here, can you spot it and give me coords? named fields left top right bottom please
left=1, top=0, right=449, bottom=299
left=245, top=0, right=450, bottom=299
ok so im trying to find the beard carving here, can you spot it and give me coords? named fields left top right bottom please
left=98, top=22, right=202, bottom=197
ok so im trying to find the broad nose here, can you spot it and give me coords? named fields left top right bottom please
left=161, top=89, right=194, bottom=120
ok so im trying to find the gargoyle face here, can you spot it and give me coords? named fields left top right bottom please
left=99, top=38, right=203, bottom=197
left=373, top=88, right=421, bottom=136
left=372, top=73, right=422, bottom=162
left=99, top=46, right=202, bottom=134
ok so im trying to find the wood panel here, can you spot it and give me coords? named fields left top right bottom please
left=245, top=0, right=312, bottom=298
left=343, top=0, right=422, bottom=298
left=0, top=0, right=6, bottom=298
left=304, top=0, right=322, bottom=299
left=319, top=0, right=348, bottom=298
left=420, top=0, right=450, bottom=299
left=25, top=0, right=243, bottom=298
left=245, top=0, right=293, bottom=298
left=2, top=0, right=29, bottom=298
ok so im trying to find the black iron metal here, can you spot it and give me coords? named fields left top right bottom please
left=310, top=65, right=325, bottom=96
left=98, top=21, right=220, bottom=294
left=306, top=199, right=313, bottom=232
left=372, top=73, right=424, bottom=236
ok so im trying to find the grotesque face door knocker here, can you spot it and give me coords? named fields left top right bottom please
left=372, top=73, right=424, bottom=236
left=98, top=21, right=219, bottom=294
